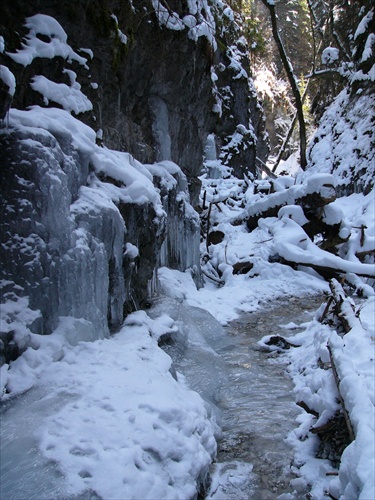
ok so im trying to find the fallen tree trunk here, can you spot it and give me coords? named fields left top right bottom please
left=280, top=257, right=375, bottom=281
left=245, top=179, right=339, bottom=253
left=327, top=344, right=355, bottom=442
left=247, top=188, right=336, bottom=232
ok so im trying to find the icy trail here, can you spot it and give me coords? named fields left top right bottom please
left=153, top=295, right=324, bottom=499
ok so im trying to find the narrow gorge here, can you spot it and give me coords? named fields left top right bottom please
left=1, top=1, right=374, bottom=499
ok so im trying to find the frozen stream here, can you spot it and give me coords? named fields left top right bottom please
left=152, top=294, right=324, bottom=499
left=0, top=294, right=323, bottom=500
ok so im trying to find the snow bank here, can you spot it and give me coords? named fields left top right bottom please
left=284, top=295, right=375, bottom=500
left=2, top=313, right=216, bottom=499
left=327, top=311, right=375, bottom=499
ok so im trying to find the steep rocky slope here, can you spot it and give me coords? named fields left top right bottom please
left=307, top=3, right=375, bottom=194
left=1, top=0, right=268, bottom=202
left=0, top=1, right=268, bottom=358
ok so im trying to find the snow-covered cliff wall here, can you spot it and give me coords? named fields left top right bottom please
left=0, top=1, right=268, bottom=362
left=1, top=0, right=268, bottom=203
left=307, top=5, right=374, bottom=195
left=0, top=104, right=204, bottom=347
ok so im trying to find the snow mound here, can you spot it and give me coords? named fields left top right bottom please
left=2, top=313, right=216, bottom=499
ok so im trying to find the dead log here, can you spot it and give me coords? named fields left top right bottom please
left=310, top=409, right=353, bottom=467
left=255, top=157, right=277, bottom=179
left=355, top=248, right=375, bottom=261
left=246, top=188, right=337, bottom=236
left=318, top=280, right=356, bottom=443
left=279, top=257, right=342, bottom=281
left=280, top=257, right=374, bottom=281
left=310, top=418, right=337, bottom=434
left=319, top=295, right=335, bottom=324
left=327, top=344, right=355, bottom=443
left=201, top=269, right=225, bottom=286
left=202, top=190, right=207, bottom=210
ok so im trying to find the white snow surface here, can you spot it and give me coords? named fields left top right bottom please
left=7, top=14, right=88, bottom=67
left=30, top=75, right=93, bottom=114
left=2, top=160, right=374, bottom=500
left=283, top=297, right=375, bottom=500
left=306, top=88, right=375, bottom=192
left=0, top=65, right=16, bottom=96
left=1, top=16, right=374, bottom=494
left=8, top=106, right=164, bottom=213
left=1, top=315, right=217, bottom=500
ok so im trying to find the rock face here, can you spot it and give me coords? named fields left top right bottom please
left=1, top=0, right=268, bottom=200
left=0, top=113, right=202, bottom=342
left=0, top=125, right=122, bottom=338
left=211, top=34, right=269, bottom=179
left=0, top=1, right=268, bottom=352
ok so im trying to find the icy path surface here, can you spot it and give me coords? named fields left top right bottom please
left=152, top=295, right=324, bottom=499
left=0, top=315, right=217, bottom=500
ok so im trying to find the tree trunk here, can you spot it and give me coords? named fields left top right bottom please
left=272, top=82, right=310, bottom=173
left=261, top=0, right=307, bottom=170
